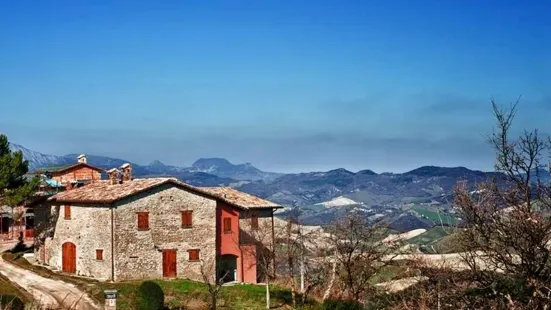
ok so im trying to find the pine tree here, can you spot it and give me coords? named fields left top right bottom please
left=0, top=134, right=39, bottom=207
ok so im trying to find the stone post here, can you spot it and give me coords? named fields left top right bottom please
left=104, top=289, right=117, bottom=310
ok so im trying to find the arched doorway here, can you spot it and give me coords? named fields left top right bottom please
left=62, top=242, right=76, bottom=273
left=218, top=254, right=238, bottom=283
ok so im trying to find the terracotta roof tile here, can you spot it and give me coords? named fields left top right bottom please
left=48, top=178, right=183, bottom=204
left=48, top=178, right=281, bottom=210
left=200, top=187, right=281, bottom=209
left=33, top=163, right=104, bottom=174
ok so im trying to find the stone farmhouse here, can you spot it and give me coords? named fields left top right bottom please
left=33, top=156, right=282, bottom=284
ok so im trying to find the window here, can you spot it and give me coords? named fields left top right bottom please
left=251, top=211, right=259, bottom=230
left=188, top=249, right=200, bottom=261
left=181, top=211, right=193, bottom=228
left=96, top=249, right=103, bottom=260
left=137, top=212, right=149, bottom=230
left=223, top=217, right=232, bottom=234
left=64, top=205, right=71, bottom=219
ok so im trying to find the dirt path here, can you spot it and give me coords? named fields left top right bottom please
left=375, top=276, right=429, bottom=293
left=0, top=242, right=101, bottom=310
left=385, top=251, right=501, bottom=272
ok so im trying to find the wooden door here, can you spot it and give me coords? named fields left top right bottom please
left=162, top=250, right=177, bottom=278
left=62, top=242, right=76, bottom=273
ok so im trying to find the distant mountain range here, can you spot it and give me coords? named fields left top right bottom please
left=11, top=142, right=548, bottom=232
left=9, top=143, right=280, bottom=185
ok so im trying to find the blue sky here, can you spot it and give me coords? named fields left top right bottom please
left=0, top=0, right=549, bottom=173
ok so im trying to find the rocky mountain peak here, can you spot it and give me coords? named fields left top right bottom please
left=192, top=158, right=233, bottom=170
left=149, top=160, right=166, bottom=167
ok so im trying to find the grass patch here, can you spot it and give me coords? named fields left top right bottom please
left=408, top=226, right=457, bottom=245
left=412, top=206, right=459, bottom=226
left=407, top=226, right=462, bottom=254
left=94, top=280, right=298, bottom=310
left=426, top=232, right=463, bottom=254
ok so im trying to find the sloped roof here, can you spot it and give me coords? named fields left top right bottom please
left=200, top=187, right=282, bottom=209
left=48, top=178, right=184, bottom=204
left=48, top=178, right=281, bottom=210
left=33, top=162, right=104, bottom=174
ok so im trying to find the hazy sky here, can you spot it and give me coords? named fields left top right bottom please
left=1, top=1, right=550, bottom=173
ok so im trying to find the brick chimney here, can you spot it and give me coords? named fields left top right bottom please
left=120, top=163, right=132, bottom=182
left=77, top=154, right=87, bottom=164
left=107, top=168, right=120, bottom=185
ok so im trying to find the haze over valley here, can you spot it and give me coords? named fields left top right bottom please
left=12, top=142, right=537, bottom=233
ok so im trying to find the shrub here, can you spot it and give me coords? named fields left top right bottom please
left=0, top=295, right=24, bottom=310
left=320, top=298, right=363, bottom=310
left=135, top=281, right=165, bottom=310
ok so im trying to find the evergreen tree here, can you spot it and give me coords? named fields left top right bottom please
left=0, top=134, right=39, bottom=207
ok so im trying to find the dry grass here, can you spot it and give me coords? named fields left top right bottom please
left=0, top=273, right=31, bottom=309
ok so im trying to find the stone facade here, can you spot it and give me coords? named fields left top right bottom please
left=113, top=184, right=217, bottom=281
left=239, top=209, right=275, bottom=247
left=36, top=183, right=219, bottom=282
left=35, top=203, right=113, bottom=280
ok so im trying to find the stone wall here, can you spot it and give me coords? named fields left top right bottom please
left=33, top=203, right=57, bottom=262
left=239, top=209, right=274, bottom=247
left=41, top=203, right=113, bottom=280
left=113, top=184, right=217, bottom=281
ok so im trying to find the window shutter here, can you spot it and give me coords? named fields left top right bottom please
left=96, top=249, right=103, bottom=260
left=181, top=211, right=193, bottom=228
left=64, top=205, right=71, bottom=219
left=137, top=212, right=149, bottom=229
left=251, top=211, right=259, bottom=230
left=223, top=217, right=232, bottom=233
left=188, top=249, right=200, bottom=261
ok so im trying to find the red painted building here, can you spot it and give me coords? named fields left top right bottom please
left=204, top=187, right=280, bottom=284
left=33, top=154, right=103, bottom=189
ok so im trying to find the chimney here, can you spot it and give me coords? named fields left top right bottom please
left=120, top=163, right=133, bottom=182
left=107, top=168, right=120, bottom=185
left=77, top=154, right=87, bottom=164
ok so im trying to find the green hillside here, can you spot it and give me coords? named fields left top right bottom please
left=412, top=205, right=459, bottom=225
left=408, top=226, right=461, bottom=254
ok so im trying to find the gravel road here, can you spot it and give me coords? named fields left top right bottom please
left=0, top=242, right=101, bottom=310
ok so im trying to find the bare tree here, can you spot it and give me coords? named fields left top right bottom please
left=279, top=215, right=301, bottom=308
left=327, top=215, right=401, bottom=302
left=199, top=258, right=229, bottom=310
left=241, top=216, right=277, bottom=310
left=275, top=213, right=329, bottom=308
left=454, top=99, right=551, bottom=302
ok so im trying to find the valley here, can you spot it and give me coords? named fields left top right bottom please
left=12, top=143, right=504, bottom=232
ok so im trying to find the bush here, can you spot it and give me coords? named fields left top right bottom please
left=135, top=281, right=165, bottom=310
left=0, top=295, right=25, bottom=310
left=320, top=298, right=363, bottom=310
